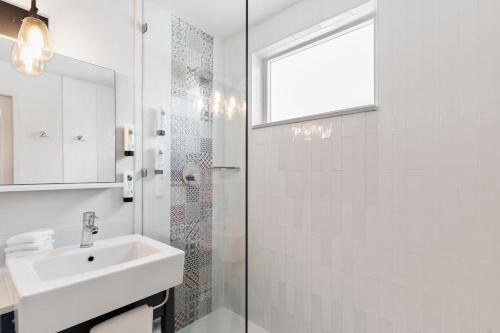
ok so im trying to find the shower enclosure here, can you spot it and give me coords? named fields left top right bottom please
left=141, top=1, right=247, bottom=332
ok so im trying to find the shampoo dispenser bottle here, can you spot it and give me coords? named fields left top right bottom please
left=123, top=170, right=134, bottom=202
left=155, top=147, right=165, bottom=174
left=124, top=125, right=135, bottom=156
left=157, top=109, right=167, bottom=136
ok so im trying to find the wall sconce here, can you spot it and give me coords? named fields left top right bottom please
left=11, top=0, right=53, bottom=75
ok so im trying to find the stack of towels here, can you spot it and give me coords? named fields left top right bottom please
left=4, top=228, right=55, bottom=257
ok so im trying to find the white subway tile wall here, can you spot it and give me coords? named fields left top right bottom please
left=248, top=0, right=500, bottom=332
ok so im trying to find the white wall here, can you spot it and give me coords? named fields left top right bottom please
left=249, top=0, right=500, bottom=332
left=0, top=0, right=138, bottom=265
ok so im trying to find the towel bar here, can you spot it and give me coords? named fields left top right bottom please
left=152, top=293, right=168, bottom=310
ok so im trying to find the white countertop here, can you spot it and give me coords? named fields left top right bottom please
left=0, top=268, right=17, bottom=315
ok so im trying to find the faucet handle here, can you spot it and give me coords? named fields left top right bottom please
left=80, top=212, right=99, bottom=248
left=83, top=211, right=98, bottom=223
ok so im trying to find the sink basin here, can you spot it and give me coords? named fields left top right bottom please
left=33, top=238, right=161, bottom=281
left=7, top=234, right=185, bottom=333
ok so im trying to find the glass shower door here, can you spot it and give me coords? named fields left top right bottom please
left=142, top=1, right=247, bottom=332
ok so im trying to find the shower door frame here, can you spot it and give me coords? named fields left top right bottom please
left=138, top=0, right=250, bottom=331
left=244, top=1, right=249, bottom=333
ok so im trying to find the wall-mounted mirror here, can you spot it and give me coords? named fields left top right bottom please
left=0, top=36, right=116, bottom=185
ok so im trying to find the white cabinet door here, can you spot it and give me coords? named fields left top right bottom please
left=12, top=72, right=63, bottom=184
left=0, top=95, right=13, bottom=184
left=63, top=77, right=98, bottom=183
left=96, top=85, right=115, bottom=182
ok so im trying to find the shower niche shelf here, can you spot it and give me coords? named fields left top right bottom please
left=210, top=166, right=241, bottom=172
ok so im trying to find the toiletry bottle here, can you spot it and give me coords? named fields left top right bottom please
left=155, top=148, right=165, bottom=174
left=124, top=125, right=135, bottom=156
left=123, top=170, right=134, bottom=202
left=157, top=109, right=167, bottom=136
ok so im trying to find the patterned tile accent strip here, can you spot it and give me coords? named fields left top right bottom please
left=170, top=15, right=214, bottom=332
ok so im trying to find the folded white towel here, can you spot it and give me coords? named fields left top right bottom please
left=90, top=305, right=153, bottom=333
left=4, top=239, right=54, bottom=254
left=7, top=235, right=53, bottom=247
left=6, top=228, right=55, bottom=247
left=5, top=243, right=54, bottom=257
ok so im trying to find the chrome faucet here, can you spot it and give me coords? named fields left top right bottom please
left=81, top=211, right=99, bottom=248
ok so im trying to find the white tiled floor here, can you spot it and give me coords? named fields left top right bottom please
left=154, top=307, right=268, bottom=333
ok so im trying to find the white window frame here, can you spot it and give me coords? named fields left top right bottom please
left=251, top=2, right=377, bottom=128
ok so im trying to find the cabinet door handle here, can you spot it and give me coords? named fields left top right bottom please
left=75, top=135, right=86, bottom=142
left=39, top=131, right=49, bottom=138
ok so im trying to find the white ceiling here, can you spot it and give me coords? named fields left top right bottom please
left=167, top=0, right=301, bottom=39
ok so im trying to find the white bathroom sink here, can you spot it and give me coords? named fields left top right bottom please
left=7, top=234, right=185, bottom=333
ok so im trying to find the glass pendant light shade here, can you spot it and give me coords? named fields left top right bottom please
left=11, top=43, right=44, bottom=75
left=16, top=16, right=53, bottom=61
left=11, top=0, right=53, bottom=75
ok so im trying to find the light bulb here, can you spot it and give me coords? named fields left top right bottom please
left=11, top=43, right=44, bottom=75
left=17, top=17, right=53, bottom=61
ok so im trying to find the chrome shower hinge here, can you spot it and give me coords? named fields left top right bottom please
left=142, top=23, right=148, bottom=34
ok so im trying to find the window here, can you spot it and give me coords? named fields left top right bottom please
left=252, top=8, right=376, bottom=127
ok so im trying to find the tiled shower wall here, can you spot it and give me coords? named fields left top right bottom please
left=248, top=0, right=500, bottom=332
left=170, top=16, right=214, bottom=331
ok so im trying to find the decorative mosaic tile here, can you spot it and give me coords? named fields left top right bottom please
left=170, top=15, right=213, bottom=332
left=198, top=291, right=212, bottom=318
left=200, top=138, right=212, bottom=154
left=172, top=239, right=187, bottom=252
left=186, top=187, right=199, bottom=203
left=171, top=96, right=187, bottom=115
left=200, top=118, right=213, bottom=135
left=185, top=220, right=200, bottom=241
left=185, top=135, right=201, bottom=154
left=170, top=205, right=186, bottom=241
left=198, top=249, right=211, bottom=269
left=198, top=153, right=212, bottom=170
left=171, top=152, right=186, bottom=172
left=184, top=271, right=200, bottom=289
left=171, top=205, right=186, bottom=225
left=200, top=185, right=212, bottom=203
left=186, top=153, right=200, bottom=164
left=171, top=170, right=183, bottom=187
left=171, top=137, right=186, bottom=154
left=171, top=114, right=186, bottom=135
left=186, top=203, right=201, bottom=222
left=199, top=234, right=212, bottom=253
left=199, top=239, right=210, bottom=250
left=186, top=118, right=201, bottom=137
left=201, top=170, right=212, bottom=183
left=184, top=241, right=200, bottom=272
left=185, top=289, right=200, bottom=324
left=175, top=312, right=186, bottom=331
left=200, top=203, right=212, bottom=220
left=171, top=224, right=186, bottom=242
left=171, top=187, right=187, bottom=206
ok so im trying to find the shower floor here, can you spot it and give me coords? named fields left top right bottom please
left=154, top=307, right=268, bottom=333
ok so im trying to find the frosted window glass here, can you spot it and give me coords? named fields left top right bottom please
left=269, top=22, right=375, bottom=122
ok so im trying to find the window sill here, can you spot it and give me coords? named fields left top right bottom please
left=252, top=104, right=377, bottom=129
